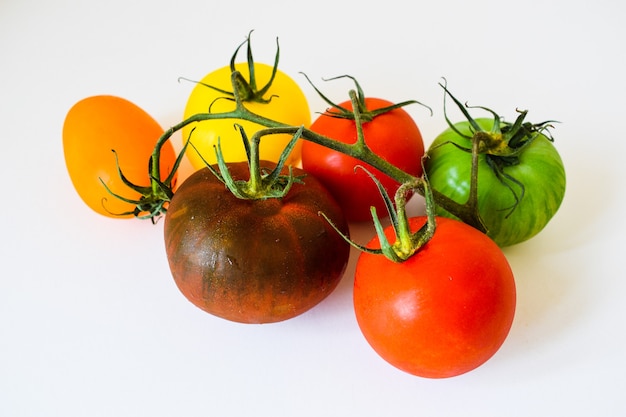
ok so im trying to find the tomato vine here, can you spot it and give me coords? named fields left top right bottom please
left=124, top=77, right=481, bottom=260
left=111, top=38, right=558, bottom=261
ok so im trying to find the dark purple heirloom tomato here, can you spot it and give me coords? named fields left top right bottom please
left=164, top=161, right=350, bottom=324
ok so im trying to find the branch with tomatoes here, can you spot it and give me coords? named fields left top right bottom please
left=146, top=77, right=458, bottom=260
left=143, top=68, right=561, bottom=253
left=62, top=32, right=566, bottom=378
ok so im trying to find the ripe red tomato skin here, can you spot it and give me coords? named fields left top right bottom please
left=164, top=161, right=351, bottom=324
left=353, top=216, right=516, bottom=378
left=301, top=98, right=424, bottom=222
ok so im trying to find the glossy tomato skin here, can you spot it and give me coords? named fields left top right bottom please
left=182, top=63, right=310, bottom=169
left=425, top=118, right=566, bottom=247
left=354, top=216, right=516, bottom=378
left=164, top=161, right=350, bottom=324
left=63, top=95, right=176, bottom=218
left=301, top=98, right=424, bottom=222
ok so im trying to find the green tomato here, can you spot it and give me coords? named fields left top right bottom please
left=424, top=118, right=566, bottom=247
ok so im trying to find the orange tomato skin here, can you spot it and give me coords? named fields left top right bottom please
left=63, top=95, right=176, bottom=218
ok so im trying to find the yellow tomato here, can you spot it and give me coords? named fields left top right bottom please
left=182, top=62, right=310, bottom=169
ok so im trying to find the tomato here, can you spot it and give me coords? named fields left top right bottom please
left=163, top=161, right=350, bottom=324
left=301, top=98, right=424, bottom=222
left=63, top=95, right=177, bottom=218
left=424, top=117, right=566, bottom=247
left=353, top=216, right=516, bottom=378
left=182, top=62, right=310, bottom=170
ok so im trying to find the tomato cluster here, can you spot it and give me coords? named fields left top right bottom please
left=62, top=33, right=565, bottom=379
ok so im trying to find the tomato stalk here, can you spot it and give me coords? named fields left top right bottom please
left=178, top=30, right=282, bottom=105
left=97, top=141, right=186, bottom=222
left=141, top=72, right=490, bottom=233
left=210, top=125, right=305, bottom=199
left=130, top=69, right=557, bottom=258
left=147, top=78, right=423, bottom=194
left=322, top=163, right=437, bottom=262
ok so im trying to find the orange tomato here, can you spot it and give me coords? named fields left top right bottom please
left=63, top=95, right=177, bottom=218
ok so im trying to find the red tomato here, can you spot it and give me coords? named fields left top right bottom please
left=164, top=161, right=350, bottom=324
left=301, top=98, right=424, bottom=222
left=353, top=216, right=516, bottom=378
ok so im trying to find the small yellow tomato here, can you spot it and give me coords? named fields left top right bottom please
left=182, top=62, right=310, bottom=169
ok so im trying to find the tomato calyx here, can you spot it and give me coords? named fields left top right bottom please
left=442, top=85, right=556, bottom=158
left=436, top=79, right=558, bottom=218
left=193, top=123, right=306, bottom=200
left=322, top=162, right=437, bottom=263
left=100, top=144, right=187, bottom=223
left=301, top=73, right=431, bottom=123
left=179, top=30, right=281, bottom=106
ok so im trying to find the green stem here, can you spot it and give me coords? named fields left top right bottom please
left=149, top=71, right=487, bottom=232
left=247, top=127, right=262, bottom=193
left=393, top=181, right=415, bottom=257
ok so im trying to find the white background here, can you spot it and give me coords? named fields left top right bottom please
left=2, top=0, right=625, bottom=416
